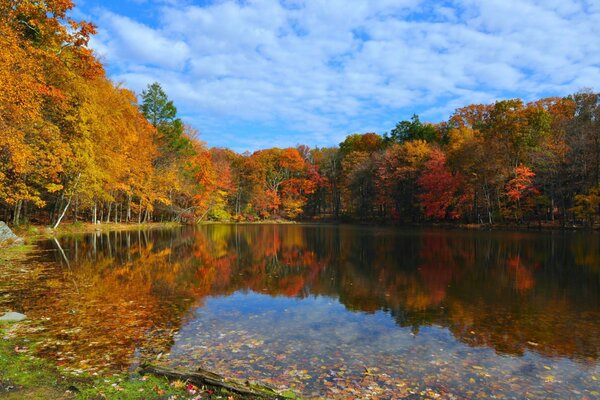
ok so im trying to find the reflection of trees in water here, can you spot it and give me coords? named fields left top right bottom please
left=25, top=229, right=201, bottom=371
left=22, top=226, right=600, bottom=372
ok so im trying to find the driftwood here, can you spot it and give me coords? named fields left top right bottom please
left=140, top=363, right=283, bottom=399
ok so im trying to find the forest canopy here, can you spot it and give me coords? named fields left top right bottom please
left=1, top=0, right=600, bottom=227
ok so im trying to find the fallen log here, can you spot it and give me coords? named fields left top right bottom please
left=140, top=363, right=283, bottom=399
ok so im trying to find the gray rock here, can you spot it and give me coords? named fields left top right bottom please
left=0, top=312, right=27, bottom=322
left=0, top=221, right=22, bottom=244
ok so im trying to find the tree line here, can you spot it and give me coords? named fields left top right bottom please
left=1, top=1, right=599, bottom=227
left=305, top=95, right=600, bottom=227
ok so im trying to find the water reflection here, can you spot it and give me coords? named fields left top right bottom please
left=3, top=225, right=600, bottom=398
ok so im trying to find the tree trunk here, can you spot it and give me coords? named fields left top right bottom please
left=127, top=194, right=131, bottom=222
left=140, top=364, right=279, bottom=399
left=13, top=200, right=22, bottom=225
left=73, top=197, right=79, bottom=223
left=105, top=202, right=112, bottom=223
left=169, top=190, right=174, bottom=221
left=235, top=188, right=241, bottom=216
left=22, top=200, right=28, bottom=224
left=53, top=195, right=73, bottom=229
left=50, top=194, right=63, bottom=226
left=483, top=181, right=492, bottom=225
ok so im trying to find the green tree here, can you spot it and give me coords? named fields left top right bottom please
left=140, top=82, right=191, bottom=158
left=140, top=82, right=177, bottom=128
left=385, top=114, right=439, bottom=144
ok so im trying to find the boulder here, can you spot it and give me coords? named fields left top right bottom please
left=0, top=222, right=22, bottom=245
left=0, top=312, right=27, bottom=322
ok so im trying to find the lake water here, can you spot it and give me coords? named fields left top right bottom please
left=2, top=224, right=599, bottom=398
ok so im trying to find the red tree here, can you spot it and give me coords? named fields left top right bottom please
left=417, top=149, right=471, bottom=220
left=505, top=165, right=539, bottom=221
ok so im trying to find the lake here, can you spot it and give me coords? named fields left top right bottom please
left=2, top=224, right=599, bottom=398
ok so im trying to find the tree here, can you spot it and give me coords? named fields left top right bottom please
left=418, top=149, right=471, bottom=220
left=375, top=140, right=431, bottom=220
left=385, top=115, right=439, bottom=144
left=342, top=151, right=377, bottom=218
left=504, top=165, right=540, bottom=222
left=0, top=0, right=99, bottom=225
left=567, top=91, right=600, bottom=189
left=140, top=82, right=178, bottom=128
left=572, top=186, right=600, bottom=226
left=140, top=82, right=192, bottom=160
left=245, top=148, right=313, bottom=219
left=338, top=133, right=384, bottom=217
left=339, top=133, right=383, bottom=154
left=528, top=97, right=576, bottom=223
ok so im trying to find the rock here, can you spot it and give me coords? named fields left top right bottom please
left=0, top=221, right=22, bottom=245
left=0, top=312, right=27, bottom=322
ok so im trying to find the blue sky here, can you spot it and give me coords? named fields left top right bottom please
left=72, top=0, right=600, bottom=152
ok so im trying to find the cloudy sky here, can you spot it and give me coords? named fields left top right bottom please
left=74, top=0, right=600, bottom=151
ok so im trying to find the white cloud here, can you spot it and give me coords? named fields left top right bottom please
left=87, top=0, right=600, bottom=151
left=91, top=11, right=190, bottom=70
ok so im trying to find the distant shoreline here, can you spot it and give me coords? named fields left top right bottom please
left=4, top=219, right=596, bottom=246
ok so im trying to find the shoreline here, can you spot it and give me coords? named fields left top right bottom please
left=0, top=321, right=273, bottom=399
left=0, top=242, right=299, bottom=399
left=4, top=218, right=598, bottom=246
left=299, top=219, right=600, bottom=232
left=11, top=221, right=184, bottom=242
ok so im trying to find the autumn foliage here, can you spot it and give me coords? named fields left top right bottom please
left=1, top=1, right=600, bottom=226
left=504, top=165, right=540, bottom=221
left=417, top=149, right=470, bottom=220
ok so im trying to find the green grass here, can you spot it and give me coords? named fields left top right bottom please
left=76, top=374, right=194, bottom=400
left=0, top=322, right=247, bottom=399
left=0, top=321, right=69, bottom=398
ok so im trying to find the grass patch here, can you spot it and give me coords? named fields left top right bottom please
left=0, top=321, right=299, bottom=399
left=0, top=321, right=69, bottom=398
left=0, top=243, right=36, bottom=263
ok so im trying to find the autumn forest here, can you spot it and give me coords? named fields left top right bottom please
left=2, top=1, right=600, bottom=229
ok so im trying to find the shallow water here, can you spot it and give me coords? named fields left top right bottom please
left=2, top=224, right=599, bottom=398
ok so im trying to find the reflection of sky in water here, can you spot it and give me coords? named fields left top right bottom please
left=167, top=292, right=599, bottom=399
